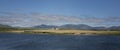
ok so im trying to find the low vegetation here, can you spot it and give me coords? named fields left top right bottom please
left=1, top=29, right=119, bottom=35
left=0, top=26, right=120, bottom=35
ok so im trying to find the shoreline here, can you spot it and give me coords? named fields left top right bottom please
left=0, top=30, right=120, bottom=35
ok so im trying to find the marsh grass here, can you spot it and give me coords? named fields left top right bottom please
left=1, top=30, right=120, bottom=35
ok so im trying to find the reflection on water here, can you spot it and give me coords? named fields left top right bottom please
left=0, top=33, right=120, bottom=50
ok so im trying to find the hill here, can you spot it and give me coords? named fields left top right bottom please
left=33, top=24, right=120, bottom=31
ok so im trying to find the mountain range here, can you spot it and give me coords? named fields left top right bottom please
left=0, top=24, right=120, bottom=31
left=0, top=24, right=11, bottom=28
left=33, top=24, right=120, bottom=31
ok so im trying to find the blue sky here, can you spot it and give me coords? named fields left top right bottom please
left=0, top=0, right=120, bottom=27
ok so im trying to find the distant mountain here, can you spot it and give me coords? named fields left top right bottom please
left=59, top=24, right=93, bottom=30
left=32, top=24, right=120, bottom=30
left=108, top=26, right=120, bottom=31
left=0, top=24, right=119, bottom=31
left=0, top=24, right=11, bottom=28
left=92, top=27, right=107, bottom=30
left=0, top=24, right=14, bottom=31
left=34, top=24, right=58, bottom=29
left=33, top=24, right=93, bottom=30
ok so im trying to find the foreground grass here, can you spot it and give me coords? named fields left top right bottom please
left=1, top=30, right=120, bottom=35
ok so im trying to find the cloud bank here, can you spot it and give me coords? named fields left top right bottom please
left=0, top=12, right=120, bottom=27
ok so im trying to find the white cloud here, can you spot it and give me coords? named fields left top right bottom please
left=0, top=12, right=120, bottom=27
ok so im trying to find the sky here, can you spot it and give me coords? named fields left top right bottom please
left=0, top=0, right=120, bottom=27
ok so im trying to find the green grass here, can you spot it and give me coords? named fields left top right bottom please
left=0, top=28, right=120, bottom=35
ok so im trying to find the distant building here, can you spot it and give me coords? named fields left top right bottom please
left=51, top=27, right=59, bottom=30
left=24, top=30, right=32, bottom=32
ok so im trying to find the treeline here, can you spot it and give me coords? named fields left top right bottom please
left=0, top=27, right=17, bottom=31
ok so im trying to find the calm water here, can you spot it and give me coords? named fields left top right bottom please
left=0, top=33, right=120, bottom=50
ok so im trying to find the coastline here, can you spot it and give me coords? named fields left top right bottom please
left=0, top=30, right=120, bottom=35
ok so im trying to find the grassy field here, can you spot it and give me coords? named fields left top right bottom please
left=3, top=30, right=120, bottom=35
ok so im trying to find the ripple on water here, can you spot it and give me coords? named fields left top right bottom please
left=0, top=33, right=120, bottom=50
